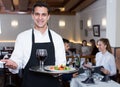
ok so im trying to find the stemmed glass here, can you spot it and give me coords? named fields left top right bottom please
left=36, top=49, right=47, bottom=70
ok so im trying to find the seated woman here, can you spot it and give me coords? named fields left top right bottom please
left=81, top=40, right=91, bottom=64
left=81, top=40, right=91, bottom=56
left=70, top=38, right=116, bottom=87
left=85, top=38, right=116, bottom=77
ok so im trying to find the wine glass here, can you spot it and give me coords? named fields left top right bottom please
left=36, top=49, right=47, bottom=70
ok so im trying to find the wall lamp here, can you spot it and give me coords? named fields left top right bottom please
left=59, top=20, right=65, bottom=27
left=87, top=19, right=92, bottom=28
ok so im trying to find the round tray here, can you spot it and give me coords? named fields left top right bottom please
left=29, top=66, right=78, bottom=74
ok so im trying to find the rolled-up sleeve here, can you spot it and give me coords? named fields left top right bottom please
left=9, top=31, right=32, bottom=74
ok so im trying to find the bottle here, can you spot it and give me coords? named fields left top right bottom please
left=75, top=55, right=80, bottom=69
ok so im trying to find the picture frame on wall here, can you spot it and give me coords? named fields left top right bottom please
left=80, top=20, right=83, bottom=30
left=93, top=25, right=100, bottom=37
left=84, top=29, right=88, bottom=37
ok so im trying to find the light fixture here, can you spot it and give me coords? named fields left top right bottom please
left=11, top=20, right=18, bottom=27
left=87, top=19, right=92, bottom=28
left=13, top=0, right=19, bottom=6
left=59, top=20, right=65, bottom=27
left=59, top=8, right=65, bottom=12
left=102, top=18, right=106, bottom=27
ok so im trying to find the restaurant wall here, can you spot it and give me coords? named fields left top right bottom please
left=0, top=14, right=75, bottom=47
left=49, top=15, right=75, bottom=41
left=75, top=0, right=106, bottom=43
left=0, top=14, right=33, bottom=41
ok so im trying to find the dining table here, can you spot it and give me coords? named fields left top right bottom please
left=70, top=73, right=120, bottom=87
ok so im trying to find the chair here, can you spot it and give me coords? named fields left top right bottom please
left=115, top=57, right=120, bottom=83
left=80, top=55, right=95, bottom=65
left=66, top=56, right=75, bottom=63
left=62, top=55, right=80, bottom=87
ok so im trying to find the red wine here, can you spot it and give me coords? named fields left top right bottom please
left=37, top=55, right=47, bottom=61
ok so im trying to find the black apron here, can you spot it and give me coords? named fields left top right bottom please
left=21, top=29, right=61, bottom=87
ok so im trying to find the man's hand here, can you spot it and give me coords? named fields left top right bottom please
left=0, top=59, right=18, bottom=69
left=72, top=72, right=78, bottom=78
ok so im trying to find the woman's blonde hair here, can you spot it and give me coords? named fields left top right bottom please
left=98, top=38, right=112, bottom=53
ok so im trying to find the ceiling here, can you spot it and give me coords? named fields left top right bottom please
left=0, top=0, right=96, bottom=15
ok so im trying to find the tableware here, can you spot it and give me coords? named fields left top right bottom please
left=44, top=65, right=76, bottom=73
left=36, top=49, right=47, bottom=70
left=85, top=69, right=91, bottom=77
left=29, top=66, right=78, bottom=74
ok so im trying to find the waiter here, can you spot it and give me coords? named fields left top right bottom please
left=1, top=1, right=66, bottom=87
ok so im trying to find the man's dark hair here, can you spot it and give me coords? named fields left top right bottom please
left=90, top=39, right=95, bottom=42
left=63, top=38, right=70, bottom=43
left=82, top=40, right=87, bottom=43
left=32, top=1, right=50, bottom=14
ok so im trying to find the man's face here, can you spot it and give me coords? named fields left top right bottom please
left=32, top=6, right=50, bottom=29
left=64, top=43, right=70, bottom=51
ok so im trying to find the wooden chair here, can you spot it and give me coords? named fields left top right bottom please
left=63, top=55, right=80, bottom=87
left=66, top=56, right=75, bottom=62
left=115, top=57, right=120, bottom=83
left=80, top=55, right=95, bottom=65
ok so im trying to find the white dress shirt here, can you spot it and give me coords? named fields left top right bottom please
left=9, top=28, right=66, bottom=73
left=95, top=51, right=116, bottom=76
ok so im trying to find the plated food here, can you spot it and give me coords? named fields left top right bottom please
left=49, top=65, right=71, bottom=70
left=44, top=65, right=77, bottom=73
left=29, top=65, right=78, bottom=74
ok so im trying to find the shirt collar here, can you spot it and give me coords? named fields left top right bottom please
left=101, top=51, right=109, bottom=55
left=34, top=27, right=49, bottom=35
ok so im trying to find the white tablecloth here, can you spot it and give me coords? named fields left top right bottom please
left=70, top=74, right=120, bottom=87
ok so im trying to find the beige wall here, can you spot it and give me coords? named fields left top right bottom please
left=0, top=14, right=75, bottom=47
left=75, top=0, right=106, bottom=43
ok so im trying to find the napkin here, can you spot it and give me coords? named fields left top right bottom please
left=81, top=76, right=95, bottom=84
left=0, top=61, right=5, bottom=68
left=101, top=75, right=110, bottom=82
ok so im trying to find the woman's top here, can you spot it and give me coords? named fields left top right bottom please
left=81, top=46, right=91, bottom=56
left=9, top=28, right=66, bottom=73
left=95, top=51, right=116, bottom=76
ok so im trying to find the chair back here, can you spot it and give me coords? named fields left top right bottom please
left=115, top=56, right=120, bottom=83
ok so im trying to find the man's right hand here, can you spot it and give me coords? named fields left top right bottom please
left=0, top=59, right=18, bottom=69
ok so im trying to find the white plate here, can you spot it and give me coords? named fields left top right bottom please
left=44, top=65, right=76, bottom=73
left=29, top=66, right=78, bottom=74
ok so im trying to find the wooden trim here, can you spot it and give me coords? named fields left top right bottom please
left=80, top=55, right=95, bottom=64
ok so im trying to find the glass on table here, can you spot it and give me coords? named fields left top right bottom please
left=93, top=73, right=103, bottom=82
left=84, top=69, right=91, bottom=77
left=36, top=49, right=47, bottom=71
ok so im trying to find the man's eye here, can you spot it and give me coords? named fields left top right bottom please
left=42, top=13, right=47, bottom=16
left=34, top=13, right=39, bottom=16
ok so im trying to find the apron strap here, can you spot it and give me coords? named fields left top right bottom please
left=48, top=30, right=53, bottom=43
